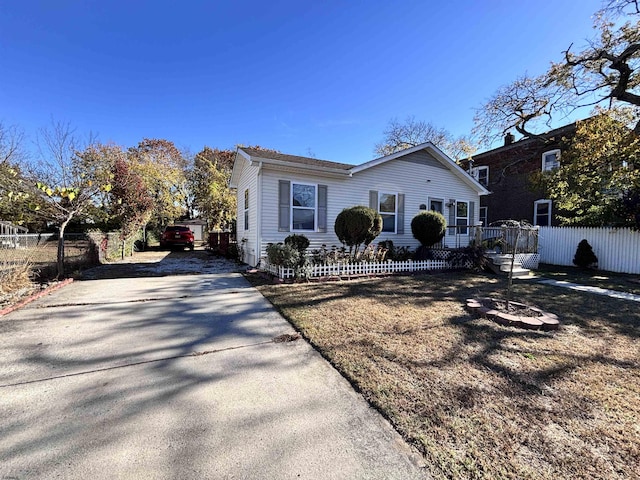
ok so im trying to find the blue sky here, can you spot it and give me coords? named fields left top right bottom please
left=1, top=0, right=603, bottom=164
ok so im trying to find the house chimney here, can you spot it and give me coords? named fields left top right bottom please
left=504, top=132, right=515, bottom=145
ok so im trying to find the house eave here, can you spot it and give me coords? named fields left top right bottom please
left=254, top=157, right=352, bottom=177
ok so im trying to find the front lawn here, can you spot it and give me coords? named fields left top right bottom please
left=250, top=271, right=640, bottom=480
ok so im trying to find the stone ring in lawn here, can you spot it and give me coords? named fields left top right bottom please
left=465, top=297, right=560, bottom=331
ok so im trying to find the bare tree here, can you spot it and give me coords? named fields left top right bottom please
left=475, top=1, right=640, bottom=143
left=375, top=116, right=477, bottom=160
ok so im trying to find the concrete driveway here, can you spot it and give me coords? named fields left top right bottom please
left=0, top=250, right=427, bottom=479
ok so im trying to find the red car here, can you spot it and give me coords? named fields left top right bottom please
left=160, top=226, right=195, bottom=250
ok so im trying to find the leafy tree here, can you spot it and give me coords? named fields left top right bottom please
left=533, top=110, right=640, bottom=227
left=474, top=1, right=640, bottom=143
left=28, top=121, right=112, bottom=277
left=334, top=206, right=383, bottom=258
left=189, top=147, right=236, bottom=230
left=127, top=139, right=189, bottom=229
left=0, top=122, right=41, bottom=227
left=375, top=116, right=477, bottom=160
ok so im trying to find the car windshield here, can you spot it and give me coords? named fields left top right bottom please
left=165, top=226, right=190, bottom=232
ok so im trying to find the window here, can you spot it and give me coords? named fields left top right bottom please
left=456, top=201, right=469, bottom=235
left=243, top=189, right=249, bottom=231
left=379, top=192, right=397, bottom=233
left=479, top=206, right=488, bottom=226
left=291, top=183, right=316, bottom=231
left=472, top=166, right=489, bottom=186
left=534, top=199, right=552, bottom=226
left=542, top=150, right=560, bottom=171
left=429, top=198, right=443, bottom=214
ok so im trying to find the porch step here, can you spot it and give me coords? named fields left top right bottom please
left=486, top=253, right=532, bottom=278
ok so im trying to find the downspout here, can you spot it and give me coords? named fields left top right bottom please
left=256, top=161, right=263, bottom=267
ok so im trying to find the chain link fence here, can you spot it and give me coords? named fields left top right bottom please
left=0, top=231, right=134, bottom=282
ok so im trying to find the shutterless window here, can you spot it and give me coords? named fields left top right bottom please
left=542, top=150, right=560, bottom=171
left=472, top=166, right=489, bottom=186
left=291, top=183, right=316, bottom=231
left=379, top=193, right=397, bottom=233
left=534, top=200, right=552, bottom=226
left=243, top=189, right=249, bottom=231
left=456, top=201, right=469, bottom=235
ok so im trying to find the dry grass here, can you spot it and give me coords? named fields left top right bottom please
left=251, top=272, right=640, bottom=480
left=0, top=262, right=37, bottom=307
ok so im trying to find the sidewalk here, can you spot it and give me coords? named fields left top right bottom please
left=538, top=278, right=640, bottom=302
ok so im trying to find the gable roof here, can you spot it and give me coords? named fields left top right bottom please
left=230, top=143, right=489, bottom=195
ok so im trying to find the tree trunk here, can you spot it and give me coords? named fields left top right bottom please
left=57, top=217, right=71, bottom=279
left=505, top=228, right=521, bottom=310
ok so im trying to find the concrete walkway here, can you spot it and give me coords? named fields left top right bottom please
left=0, top=257, right=427, bottom=479
left=538, top=278, right=640, bottom=302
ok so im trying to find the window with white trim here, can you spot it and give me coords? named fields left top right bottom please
left=479, top=206, right=488, bottom=226
left=534, top=199, right=552, bottom=226
left=456, top=201, right=469, bottom=235
left=542, top=149, right=560, bottom=171
left=472, top=166, right=489, bottom=186
left=291, top=183, right=316, bottom=231
left=379, top=192, right=397, bottom=233
left=243, top=189, right=249, bottom=231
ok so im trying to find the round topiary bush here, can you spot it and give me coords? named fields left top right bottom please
left=411, top=210, right=447, bottom=247
left=284, top=234, right=310, bottom=254
left=334, top=206, right=383, bottom=256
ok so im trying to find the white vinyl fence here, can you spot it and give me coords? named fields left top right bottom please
left=538, top=227, right=640, bottom=274
left=263, top=259, right=451, bottom=280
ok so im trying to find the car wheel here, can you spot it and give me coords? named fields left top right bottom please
left=188, top=243, right=194, bottom=251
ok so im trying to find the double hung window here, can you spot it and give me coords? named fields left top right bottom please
left=456, top=201, right=469, bottom=235
left=291, top=183, right=316, bottom=231
left=534, top=199, right=552, bottom=226
left=379, top=193, right=397, bottom=233
left=542, top=150, right=560, bottom=171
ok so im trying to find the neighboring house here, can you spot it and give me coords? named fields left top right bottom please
left=229, top=143, right=489, bottom=266
left=460, top=123, right=576, bottom=227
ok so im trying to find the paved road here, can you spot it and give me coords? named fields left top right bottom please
left=0, top=250, right=427, bottom=479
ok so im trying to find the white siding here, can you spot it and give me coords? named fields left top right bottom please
left=234, top=158, right=260, bottom=266
left=257, top=157, right=482, bottom=264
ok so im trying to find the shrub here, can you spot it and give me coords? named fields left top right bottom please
left=379, top=240, right=413, bottom=261
left=310, top=244, right=349, bottom=264
left=573, top=239, right=598, bottom=269
left=334, top=206, right=383, bottom=257
left=284, top=234, right=310, bottom=254
left=448, top=245, right=488, bottom=272
left=265, top=243, right=300, bottom=268
left=411, top=211, right=447, bottom=247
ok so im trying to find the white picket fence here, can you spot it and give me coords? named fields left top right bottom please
left=538, top=227, right=640, bottom=274
left=263, top=259, right=450, bottom=280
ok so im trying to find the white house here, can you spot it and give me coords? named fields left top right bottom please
left=229, top=143, right=490, bottom=267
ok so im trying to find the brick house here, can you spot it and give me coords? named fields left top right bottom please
left=460, top=123, right=576, bottom=227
